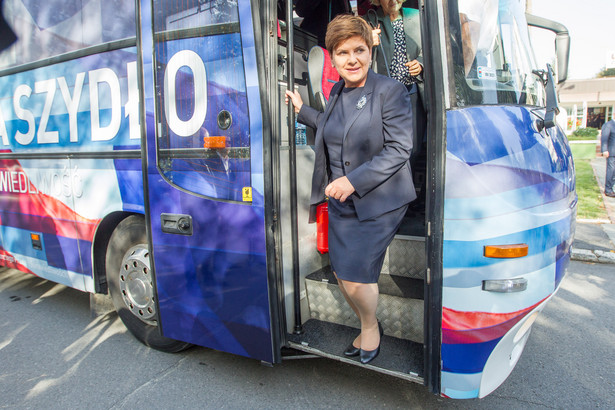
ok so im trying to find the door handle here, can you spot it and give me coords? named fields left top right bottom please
left=161, top=213, right=193, bottom=235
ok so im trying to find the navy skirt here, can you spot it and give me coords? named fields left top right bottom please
left=328, top=198, right=408, bottom=284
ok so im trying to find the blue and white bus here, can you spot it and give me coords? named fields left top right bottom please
left=0, top=0, right=574, bottom=398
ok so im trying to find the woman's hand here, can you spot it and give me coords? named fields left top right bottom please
left=405, top=59, right=423, bottom=76
left=325, top=176, right=355, bottom=202
left=285, top=89, right=303, bottom=114
left=371, top=26, right=381, bottom=46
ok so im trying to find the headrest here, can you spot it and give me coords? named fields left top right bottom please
left=307, top=46, right=340, bottom=108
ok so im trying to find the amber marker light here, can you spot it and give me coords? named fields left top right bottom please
left=31, top=233, right=43, bottom=250
left=484, top=243, right=529, bottom=258
left=203, top=136, right=226, bottom=149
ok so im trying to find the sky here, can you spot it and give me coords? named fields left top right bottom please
left=528, top=0, right=615, bottom=80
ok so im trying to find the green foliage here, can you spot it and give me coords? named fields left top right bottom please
left=569, top=127, right=599, bottom=140
left=597, top=67, right=615, bottom=78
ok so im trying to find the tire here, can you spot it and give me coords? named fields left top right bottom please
left=106, top=215, right=192, bottom=353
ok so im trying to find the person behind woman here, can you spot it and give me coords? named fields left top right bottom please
left=365, top=0, right=425, bottom=165
left=286, top=14, right=415, bottom=364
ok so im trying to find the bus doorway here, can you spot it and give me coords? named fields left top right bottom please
left=272, top=1, right=429, bottom=382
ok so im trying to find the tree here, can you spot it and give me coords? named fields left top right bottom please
left=596, top=67, right=615, bottom=78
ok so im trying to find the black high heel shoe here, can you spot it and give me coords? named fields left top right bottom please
left=358, top=321, right=384, bottom=363
left=343, top=342, right=360, bottom=357
left=344, top=322, right=383, bottom=357
left=360, top=345, right=380, bottom=364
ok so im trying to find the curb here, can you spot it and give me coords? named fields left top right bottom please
left=571, top=247, right=615, bottom=264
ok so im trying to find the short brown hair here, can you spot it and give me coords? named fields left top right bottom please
left=325, top=14, right=373, bottom=57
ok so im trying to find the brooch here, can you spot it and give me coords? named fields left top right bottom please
left=356, top=95, right=367, bottom=110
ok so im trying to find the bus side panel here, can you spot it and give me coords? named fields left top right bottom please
left=141, top=0, right=274, bottom=361
left=0, top=49, right=144, bottom=291
left=441, top=106, right=576, bottom=399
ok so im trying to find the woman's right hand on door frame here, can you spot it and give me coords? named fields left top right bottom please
left=285, top=89, right=303, bottom=114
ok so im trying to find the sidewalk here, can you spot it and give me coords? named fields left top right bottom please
left=570, top=157, right=615, bottom=264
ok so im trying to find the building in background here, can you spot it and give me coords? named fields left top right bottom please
left=557, top=78, right=615, bottom=133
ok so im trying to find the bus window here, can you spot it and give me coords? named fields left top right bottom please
left=451, top=0, right=546, bottom=106
left=152, top=0, right=250, bottom=202
left=0, top=0, right=136, bottom=69
left=293, top=0, right=351, bottom=47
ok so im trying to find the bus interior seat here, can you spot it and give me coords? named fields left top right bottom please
left=307, top=46, right=339, bottom=111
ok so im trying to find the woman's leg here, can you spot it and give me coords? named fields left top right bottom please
left=335, top=274, right=362, bottom=348
left=340, top=280, right=380, bottom=351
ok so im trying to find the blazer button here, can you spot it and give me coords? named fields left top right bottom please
left=344, top=161, right=350, bottom=166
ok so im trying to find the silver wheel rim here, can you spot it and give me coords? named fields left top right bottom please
left=119, top=244, right=156, bottom=322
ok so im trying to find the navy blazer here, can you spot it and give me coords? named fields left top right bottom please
left=298, top=69, right=416, bottom=223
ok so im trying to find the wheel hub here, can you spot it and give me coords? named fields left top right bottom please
left=119, top=245, right=156, bottom=321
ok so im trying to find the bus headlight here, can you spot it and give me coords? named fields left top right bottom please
left=482, top=278, right=528, bottom=293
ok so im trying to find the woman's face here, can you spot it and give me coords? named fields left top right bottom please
left=331, top=35, right=372, bottom=88
left=380, top=0, right=403, bottom=17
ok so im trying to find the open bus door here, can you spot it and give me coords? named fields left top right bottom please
left=135, top=0, right=279, bottom=362
left=273, top=0, right=435, bottom=388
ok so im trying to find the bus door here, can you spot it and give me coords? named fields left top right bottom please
left=138, top=0, right=277, bottom=363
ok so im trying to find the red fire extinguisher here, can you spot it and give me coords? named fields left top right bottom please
left=316, top=202, right=329, bottom=254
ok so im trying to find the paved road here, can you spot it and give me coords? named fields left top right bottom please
left=0, top=261, right=613, bottom=409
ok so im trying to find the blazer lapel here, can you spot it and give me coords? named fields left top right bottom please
left=343, top=70, right=376, bottom=142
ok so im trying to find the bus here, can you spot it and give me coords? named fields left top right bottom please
left=0, top=0, right=575, bottom=399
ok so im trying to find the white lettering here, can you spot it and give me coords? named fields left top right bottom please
left=11, top=171, right=18, bottom=192
left=58, top=73, right=85, bottom=143
left=13, top=84, right=35, bottom=145
left=18, top=172, right=28, bottom=193
left=89, top=68, right=121, bottom=141
left=38, top=172, right=52, bottom=194
left=61, top=166, right=71, bottom=197
left=0, top=108, right=8, bottom=145
left=125, top=62, right=140, bottom=140
left=163, top=50, right=207, bottom=137
left=0, top=171, right=10, bottom=191
left=71, top=166, right=83, bottom=197
left=34, top=79, right=59, bottom=144
left=51, top=173, right=61, bottom=197
left=29, top=177, right=38, bottom=194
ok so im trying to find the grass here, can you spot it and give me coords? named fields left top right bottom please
left=574, top=159, right=609, bottom=220
left=570, top=143, right=597, bottom=160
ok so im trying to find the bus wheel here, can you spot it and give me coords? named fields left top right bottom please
left=106, top=215, right=191, bottom=353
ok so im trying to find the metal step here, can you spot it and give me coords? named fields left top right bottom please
left=382, top=234, right=425, bottom=280
left=304, top=266, right=424, bottom=343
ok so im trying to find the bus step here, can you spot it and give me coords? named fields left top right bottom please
left=304, top=266, right=424, bottom=343
left=384, top=235, right=426, bottom=280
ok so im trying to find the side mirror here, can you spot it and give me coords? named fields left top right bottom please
left=526, top=14, right=570, bottom=84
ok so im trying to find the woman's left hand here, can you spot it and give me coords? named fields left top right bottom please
left=405, top=59, right=423, bottom=76
left=325, top=176, right=355, bottom=202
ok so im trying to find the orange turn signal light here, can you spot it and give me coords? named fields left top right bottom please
left=484, top=244, right=528, bottom=259
left=203, top=136, right=226, bottom=149
left=31, top=233, right=40, bottom=241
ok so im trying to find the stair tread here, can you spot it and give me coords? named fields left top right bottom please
left=306, top=266, right=424, bottom=300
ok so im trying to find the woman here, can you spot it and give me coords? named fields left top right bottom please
left=286, top=15, right=415, bottom=364
left=365, top=0, right=425, bottom=164
left=366, top=0, right=423, bottom=87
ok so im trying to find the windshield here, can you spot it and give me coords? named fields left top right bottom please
left=449, top=0, right=546, bottom=107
